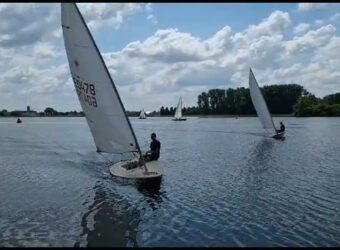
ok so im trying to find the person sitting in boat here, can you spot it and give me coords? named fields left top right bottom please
left=17, top=118, right=22, bottom=123
left=144, top=132, right=161, bottom=162
left=277, top=121, right=285, bottom=133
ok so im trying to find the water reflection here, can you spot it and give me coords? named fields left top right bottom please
left=136, top=179, right=168, bottom=211
left=235, top=138, right=277, bottom=196
left=247, top=138, right=275, bottom=174
left=75, top=181, right=140, bottom=247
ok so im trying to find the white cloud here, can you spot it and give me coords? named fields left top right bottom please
left=297, top=3, right=330, bottom=12
left=78, top=3, right=143, bottom=30
left=102, top=13, right=339, bottom=107
left=285, top=24, right=336, bottom=56
left=147, top=14, right=158, bottom=25
left=330, top=13, right=340, bottom=22
left=245, top=11, right=291, bottom=39
left=314, top=19, right=325, bottom=27
left=0, top=3, right=58, bottom=47
left=121, top=29, right=206, bottom=63
left=294, top=23, right=310, bottom=35
left=145, top=3, right=153, bottom=12
left=144, top=3, right=158, bottom=25
left=0, top=3, right=147, bottom=111
left=33, top=42, right=59, bottom=59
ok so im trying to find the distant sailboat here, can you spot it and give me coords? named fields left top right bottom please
left=61, top=3, right=164, bottom=180
left=172, top=97, right=187, bottom=121
left=139, top=108, right=146, bottom=119
left=249, top=68, right=284, bottom=140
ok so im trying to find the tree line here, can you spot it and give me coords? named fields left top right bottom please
left=0, top=107, right=159, bottom=117
left=0, top=107, right=84, bottom=117
left=294, top=92, right=340, bottom=116
left=2, top=84, right=339, bottom=118
left=159, top=84, right=340, bottom=116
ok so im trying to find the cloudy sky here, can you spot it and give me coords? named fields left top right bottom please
left=1, top=3, right=340, bottom=112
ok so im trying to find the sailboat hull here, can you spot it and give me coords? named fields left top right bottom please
left=172, top=118, right=187, bottom=121
left=272, top=131, right=285, bottom=140
left=109, top=158, right=164, bottom=180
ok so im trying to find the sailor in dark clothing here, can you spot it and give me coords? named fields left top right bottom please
left=277, top=121, right=285, bottom=133
left=144, top=133, right=161, bottom=162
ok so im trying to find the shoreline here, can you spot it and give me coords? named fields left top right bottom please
left=2, top=114, right=339, bottom=118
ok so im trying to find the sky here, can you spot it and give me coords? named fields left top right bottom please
left=1, top=3, right=340, bottom=112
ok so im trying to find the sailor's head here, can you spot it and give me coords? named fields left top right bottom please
left=151, top=132, right=156, bottom=140
left=280, top=121, right=283, bottom=125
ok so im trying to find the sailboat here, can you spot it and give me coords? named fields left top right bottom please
left=61, top=3, right=164, bottom=180
left=249, top=68, right=285, bottom=140
left=172, top=97, right=187, bottom=121
left=139, top=108, right=146, bottom=119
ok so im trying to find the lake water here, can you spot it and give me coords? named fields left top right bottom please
left=0, top=116, right=339, bottom=247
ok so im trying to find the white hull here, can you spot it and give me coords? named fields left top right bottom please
left=109, top=158, right=164, bottom=180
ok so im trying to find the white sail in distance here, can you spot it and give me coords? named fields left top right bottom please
left=174, top=97, right=183, bottom=119
left=139, top=108, right=146, bottom=119
left=249, top=68, right=277, bottom=134
left=61, top=3, right=140, bottom=154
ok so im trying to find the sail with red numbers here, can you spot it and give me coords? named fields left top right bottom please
left=61, top=3, right=141, bottom=155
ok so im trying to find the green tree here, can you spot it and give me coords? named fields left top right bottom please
left=293, top=93, right=319, bottom=116
left=262, top=84, right=304, bottom=114
left=323, top=92, right=340, bottom=105
left=160, top=106, right=165, bottom=116
left=198, top=92, right=210, bottom=114
left=44, top=107, right=57, bottom=116
left=164, top=107, right=170, bottom=115
left=169, top=107, right=174, bottom=115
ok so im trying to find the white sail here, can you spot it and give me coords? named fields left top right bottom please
left=249, top=68, right=277, bottom=134
left=139, top=108, right=146, bottom=119
left=61, top=3, right=140, bottom=154
left=174, top=97, right=183, bottom=119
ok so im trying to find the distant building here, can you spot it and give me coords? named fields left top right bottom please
left=14, top=106, right=38, bottom=117
left=23, top=110, right=38, bottom=117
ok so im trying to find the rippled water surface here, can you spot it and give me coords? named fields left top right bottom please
left=0, top=116, right=340, bottom=247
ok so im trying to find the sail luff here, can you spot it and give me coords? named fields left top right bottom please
left=62, top=3, right=142, bottom=156
left=179, top=97, right=182, bottom=117
left=249, top=68, right=277, bottom=133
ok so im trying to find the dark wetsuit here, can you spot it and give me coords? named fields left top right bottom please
left=280, top=124, right=285, bottom=132
left=149, top=139, right=161, bottom=160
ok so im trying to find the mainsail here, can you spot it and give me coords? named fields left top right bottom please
left=139, top=108, right=146, bottom=119
left=249, top=68, right=277, bottom=134
left=174, top=97, right=183, bottom=119
left=61, top=3, right=141, bottom=154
